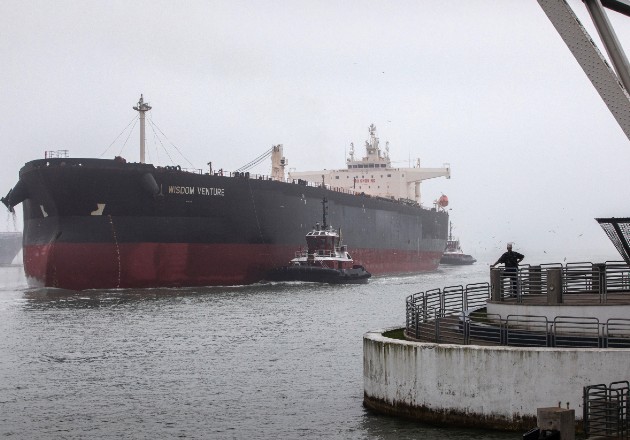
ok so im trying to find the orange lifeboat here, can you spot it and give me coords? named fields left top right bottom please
left=437, top=194, right=449, bottom=208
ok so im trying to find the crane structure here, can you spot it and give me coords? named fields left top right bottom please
left=537, top=0, right=630, bottom=141
left=537, top=0, right=630, bottom=262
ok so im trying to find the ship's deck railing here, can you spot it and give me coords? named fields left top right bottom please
left=44, top=150, right=69, bottom=159
left=34, top=156, right=433, bottom=210
left=180, top=167, right=431, bottom=202
left=293, top=250, right=341, bottom=259
left=405, top=261, right=630, bottom=348
left=30, top=157, right=420, bottom=204
left=35, top=155, right=432, bottom=206
left=176, top=168, right=363, bottom=196
left=180, top=167, right=204, bottom=174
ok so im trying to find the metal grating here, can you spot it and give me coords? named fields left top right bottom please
left=597, top=218, right=630, bottom=265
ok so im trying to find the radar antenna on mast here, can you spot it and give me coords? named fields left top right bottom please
left=133, top=94, right=152, bottom=163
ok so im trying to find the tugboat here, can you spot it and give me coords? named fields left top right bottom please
left=440, top=222, right=476, bottom=265
left=266, top=198, right=371, bottom=284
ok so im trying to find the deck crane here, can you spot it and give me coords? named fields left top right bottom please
left=537, top=0, right=630, bottom=262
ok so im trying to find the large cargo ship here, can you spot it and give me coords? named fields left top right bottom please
left=1, top=97, right=450, bottom=290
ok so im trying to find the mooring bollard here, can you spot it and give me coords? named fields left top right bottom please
left=537, top=405, right=575, bottom=440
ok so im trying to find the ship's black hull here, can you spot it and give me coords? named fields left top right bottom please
left=266, top=265, right=371, bottom=284
left=4, top=158, right=448, bottom=289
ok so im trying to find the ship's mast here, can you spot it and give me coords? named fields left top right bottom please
left=322, top=197, right=328, bottom=229
left=133, top=94, right=152, bottom=163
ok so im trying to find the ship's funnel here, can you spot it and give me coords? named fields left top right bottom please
left=597, top=217, right=630, bottom=265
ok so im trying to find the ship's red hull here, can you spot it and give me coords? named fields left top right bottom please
left=24, top=243, right=442, bottom=290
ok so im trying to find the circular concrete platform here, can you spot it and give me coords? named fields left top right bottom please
left=363, top=327, right=630, bottom=431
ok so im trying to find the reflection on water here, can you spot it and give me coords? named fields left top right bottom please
left=0, top=264, right=517, bottom=439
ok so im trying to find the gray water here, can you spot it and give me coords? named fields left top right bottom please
left=0, top=262, right=522, bottom=439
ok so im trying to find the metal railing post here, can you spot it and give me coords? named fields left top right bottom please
left=422, top=296, right=428, bottom=322
left=490, top=268, right=502, bottom=301
left=583, top=386, right=589, bottom=438
left=530, top=265, right=542, bottom=295
left=595, top=263, right=608, bottom=303
left=415, top=306, right=420, bottom=338
left=547, top=268, right=563, bottom=304
left=463, top=287, right=468, bottom=311
left=435, top=314, right=440, bottom=343
left=464, top=317, right=470, bottom=345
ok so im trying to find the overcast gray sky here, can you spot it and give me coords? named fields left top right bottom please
left=2, top=0, right=629, bottom=263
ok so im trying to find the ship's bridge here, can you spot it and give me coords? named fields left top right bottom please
left=346, top=123, right=391, bottom=169
left=306, top=228, right=339, bottom=252
left=288, top=124, right=450, bottom=204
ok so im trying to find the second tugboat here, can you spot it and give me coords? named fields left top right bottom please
left=267, top=198, right=371, bottom=284
left=440, top=222, right=477, bottom=265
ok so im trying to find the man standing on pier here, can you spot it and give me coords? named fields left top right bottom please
left=492, top=243, right=524, bottom=297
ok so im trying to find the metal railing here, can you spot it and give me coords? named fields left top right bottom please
left=405, top=281, right=630, bottom=348
left=408, top=311, right=630, bottom=348
left=491, top=261, right=630, bottom=303
left=584, top=381, right=630, bottom=438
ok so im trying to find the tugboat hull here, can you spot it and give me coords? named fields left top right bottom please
left=267, top=265, right=371, bottom=284
left=440, top=253, right=476, bottom=265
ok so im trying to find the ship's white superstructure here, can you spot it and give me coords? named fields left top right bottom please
left=270, top=144, right=287, bottom=182
left=288, top=124, right=450, bottom=204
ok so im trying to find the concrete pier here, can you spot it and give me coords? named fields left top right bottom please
left=537, top=407, right=575, bottom=440
left=363, top=327, right=630, bottom=431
